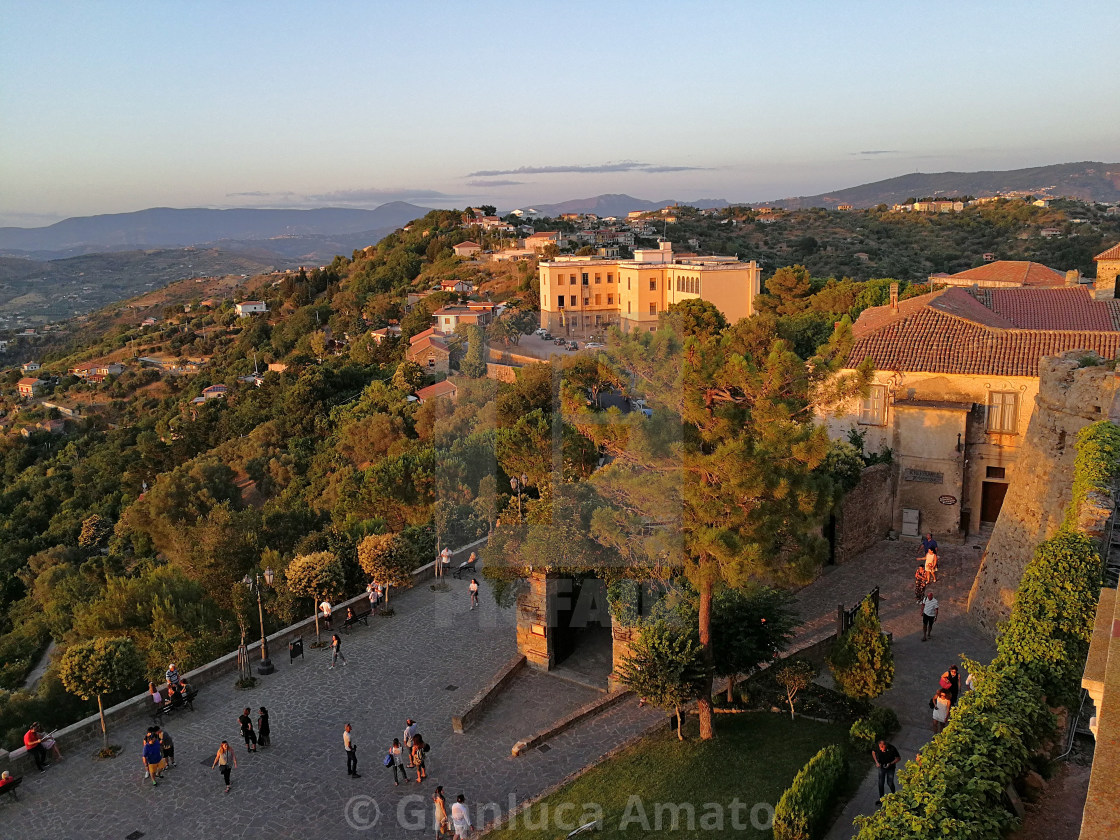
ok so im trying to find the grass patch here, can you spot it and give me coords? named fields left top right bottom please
left=495, top=713, right=859, bottom=840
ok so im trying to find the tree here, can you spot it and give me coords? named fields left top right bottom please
left=660, top=299, right=728, bottom=340
left=759, top=265, right=813, bottom=315
left=391, top=361, right=424, bottom=392
left=78, top=514, right=112, bottom=553
left=459, top=324, right=487, bottom=378
left=617, top=618, right=709, bottom=740
left=563, top=322, right=870, bottom=739
left=711, top=586, right=800, bottom=701
left=829, top=596, right=894, bottom=701
left=357, top=533, right=416, bottom=594
left=774, top=660, right=816, bottom=720
left=58, top=636, right=145, bottom=749
left=309, top=330, right=328, bottom=363
left=284, top=551, right=345, bottom=644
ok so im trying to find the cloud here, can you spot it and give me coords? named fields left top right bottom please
left=225, top=190, right=299, bottom=199
left=465, top=179, right=525, bottom=187
left=308, top=187, right=451, bottom=203
left=466, top=161, right=707, bottom=177
left=853, top=150, right=899, bottom=156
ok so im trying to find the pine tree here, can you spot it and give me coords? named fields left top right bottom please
left=829, top=596, right=894, bottom=701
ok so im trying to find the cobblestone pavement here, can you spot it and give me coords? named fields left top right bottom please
left=0, top=571, right=663, bottom=840
left=802, top=539, right=999, bottom=840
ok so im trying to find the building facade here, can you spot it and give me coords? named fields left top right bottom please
left=821, top=285, right=1120, bottom=540
left=538, top=241, right=761, bottom=337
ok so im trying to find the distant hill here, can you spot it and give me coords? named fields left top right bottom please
left=767, top=161, right=1120, bottom=210
left=0, top=203, right=430, bottom=259
left=522, top=194, right=729, bottom=218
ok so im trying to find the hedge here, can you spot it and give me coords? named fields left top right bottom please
left=853, top=419, right=1116, bottom=839
left=774, top=744, right=847, bottom=840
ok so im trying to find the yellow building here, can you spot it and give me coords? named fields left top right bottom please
left=538, top=241, right=761, bottom=336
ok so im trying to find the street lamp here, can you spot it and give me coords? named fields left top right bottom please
left=242, top=567, right=275, bottom=675
left=510, top=473, right=529, bottom=520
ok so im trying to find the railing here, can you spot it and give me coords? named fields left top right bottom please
left=836, top=586, right=880, bottom=636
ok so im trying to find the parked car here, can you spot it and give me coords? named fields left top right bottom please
left=555, top=337, right=567, bottom=345
left=584, top=342, right=605, bottom=349
left=534, top=328, right=548, bottom=337
left=541, top=332, right=553, bottom=341
left=567, top=341, right=578, bottom=350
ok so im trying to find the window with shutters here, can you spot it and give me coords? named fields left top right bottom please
left=857, top=385, right=887, bottom=426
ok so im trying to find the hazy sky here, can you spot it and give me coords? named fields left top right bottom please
left=2, top=1, right=1117, bottom=226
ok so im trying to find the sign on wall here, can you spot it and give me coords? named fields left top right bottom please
left=939, top=495, right=958, bottom=506
left=903, top=468, right=944, bottom=484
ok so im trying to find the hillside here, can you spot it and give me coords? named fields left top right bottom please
left=768, top=161, right=1120, bottom=210
left=0, top=202, right=429, bottom=259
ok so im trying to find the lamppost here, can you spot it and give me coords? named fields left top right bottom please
left=510, top=473, right=529, bottom=520
left=242, top=568, right=275, bottom=675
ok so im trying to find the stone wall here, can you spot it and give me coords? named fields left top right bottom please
left=835, top=462, right=897, bottom=564
left=967, top=353, right=1120, bottom=635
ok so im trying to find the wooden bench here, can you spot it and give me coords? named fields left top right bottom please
left=151, top=688, right=198, bottom=722
left=343, top=607, right=372, bottom=634
left=453, top=558, right=476, bottom=579
left=0, top=776, right=23, bottom=802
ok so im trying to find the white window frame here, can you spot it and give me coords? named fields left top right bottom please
left=857, top=384, right=887, bottom=426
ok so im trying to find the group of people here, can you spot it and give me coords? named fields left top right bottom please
left=149, top=663, right=193, bottom=712
left=140, top=725, right=174, bottom=787
left=340, top=717, right=472, bottom=838
left=929, top=663, right=967, bottom=733
left=22, top=722, right=61, bottom=773
left=913, top=532, right=939, bottom=601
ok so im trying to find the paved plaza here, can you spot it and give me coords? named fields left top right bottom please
left=1, top=574, right=661, bottom=840
left=0, top=537, right=997, bottom=840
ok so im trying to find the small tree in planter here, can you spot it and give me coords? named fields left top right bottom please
left=829, top=596, right=894, bottom=701
left=285, top=551, right=345, bottom=645
left=617, top=618, right=710, bottom=740
left=58, top=636, right=145, bottom=754
left=774, top=660, right=816, bottom=720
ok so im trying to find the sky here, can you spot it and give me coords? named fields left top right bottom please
left=1, top=0, right=1118, bottom=227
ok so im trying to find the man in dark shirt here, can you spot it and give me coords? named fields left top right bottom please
left=872, top=738, right=901, bottom=802
left=921, top=533, right=938, bottom=554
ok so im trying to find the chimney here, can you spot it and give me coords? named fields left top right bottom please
left=1065, top=269, right=1081, bottom=287
left=889, top=282, right=899, bottom=312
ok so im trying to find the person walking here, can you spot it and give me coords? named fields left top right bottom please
left=913, top=565, right=930, bottom=603
left=923, top=549, right=939, bottom=583
left=433, top=786, right=451, bottom=838
left=468, top=578, right=479, bottom=610
left=403, top=719, right=418, bottom=767
left=411, top=735, right=427, bottom=784
left=320, top=599, right=333, bottom=631
left=257, top=707, right=271, bottom=747
left=367, top=581, right=379, bottom=614
left=159, top=728, right=174, bottom=767
left=142, top=733, right=165, bottom=786
left=238, top=707, right=258, bottom=752
left=941, top=665, right=961, bottom=706
left=931, top=688, right=952, bottom=733
left=388, top=738, right=408, bottom=785
left=871, top=738, right=900, bottom=803
left=344, top=723, right=360, bottom=778
left=920, top=591, right=939, bottom=641
left=921, top=532, right=938, bottom=555
left=330, top=633, right=347, bottom=668
left=451, top=794, right=473, bottom=839
left=212, top=740, right=237, bottom=792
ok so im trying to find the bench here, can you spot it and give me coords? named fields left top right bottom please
left=343, top=608, right=372, bottom=634
left=0, top=776, right=22, bottom=802
left=151, top=688, right=198, bottom=722
left=453, top=558, right=476, bottom=579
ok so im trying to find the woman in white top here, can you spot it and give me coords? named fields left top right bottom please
left=451, top=794, right=472, bottom=839
left=931, top=688, right=951, bottom=733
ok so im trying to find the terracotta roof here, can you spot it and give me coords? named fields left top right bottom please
left=454, top=241, right=480, bottom=249
left=975, top=286, right=1120, bottom=331
left=407, top=335, right=450, bottom=355
left=944, top=260, right=1065, bottom=287
left=416, top=380, right=458, bottom=401
left=409, top=327, right=437, bottom=345
left=17, top=377, right=42, bottom=387
left=1095, top=243, right=1120, bottom=261
left=848, top=287, right=1120, bottom=377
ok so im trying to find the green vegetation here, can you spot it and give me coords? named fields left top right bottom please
left=1065, top=419, right=1120, bottom=531
left=496, top=715, right=852, bottom=840
left=616, top=616, right=709, bottom=740
left=773, top=744, right=848, bottom=840
left=855, top=422, right=1116, bottom=839
left=774, top=661, right=817, bottom=720
left=848, top=707, right=900, bottom=750
left=58, top=636, right=144, bottom=750
left=828, top=596, right=894, bottom=701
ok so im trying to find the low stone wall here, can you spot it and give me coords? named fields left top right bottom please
left=451, top=655, right=526, bottom=734
left=511, top=689, right=632, bottom=756
left=486, top=363, right=519, bottom=383
left=1, top=536, right=490, bottom=775
left=835, top=462, right=896, bottom=564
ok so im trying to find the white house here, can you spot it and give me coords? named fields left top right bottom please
left=236, top=301, right=269, bottom=317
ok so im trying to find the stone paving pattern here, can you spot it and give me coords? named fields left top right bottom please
left=0, top=574, right=661, bottom=840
